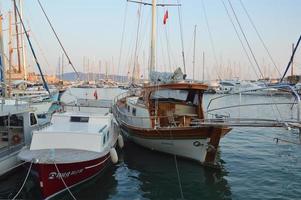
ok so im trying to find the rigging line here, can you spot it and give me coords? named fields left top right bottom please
left=238, top=0, right=281, bottom=76
left=132, top=2, right=143, bottom=83
left=26, top=21, right=52, bottom=73
left=201, top=0, right=221, bottom=80
left=225, top=0, right=285, bottom=122
left=220, top=0, right=259, bottom=78
left=117, top=2, right=128, bottom=77
left=13, top=0, right=50, bottom=95
left=227, top=0, right=265, bottom=79
left=36, top=0, right=79, bottom=80
left=164, top=25, right=172, bottom=72
left=176, top=0, right=186, bottom=75
left=12, top=161, right=33, bottom=200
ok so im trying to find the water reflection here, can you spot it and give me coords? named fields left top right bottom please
left=122, top=141, right=232, bottom=200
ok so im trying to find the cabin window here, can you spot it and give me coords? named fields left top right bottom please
left=107, top=131, right=109, bottom=140
left=103, top=134, right=106, bottom=145
left=127, top=105, right=130, bottom=112
left=30, top=113, right=37, bottom=126
left=70, top=116, right=89, bottom=123
left=151, top=90, right=188, bottom=102
left=132, top=108, right=136, bottom=116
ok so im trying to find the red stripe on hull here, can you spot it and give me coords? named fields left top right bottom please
left=34, top=153, right=111, bottom=199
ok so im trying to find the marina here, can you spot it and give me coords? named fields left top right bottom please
left=0, top=0, right=301, bottom=200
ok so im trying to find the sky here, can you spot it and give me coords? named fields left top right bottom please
left=0, top=0, right=301, bottom=81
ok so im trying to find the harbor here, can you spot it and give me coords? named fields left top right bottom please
left=0, top=0, right=301, bottom=200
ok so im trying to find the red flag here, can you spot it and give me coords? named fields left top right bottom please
left=93, top=90, right=98, bottom=100
left=163, top=10, right=169, bottom=25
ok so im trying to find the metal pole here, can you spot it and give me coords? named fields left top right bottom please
left=192, top=25, right=196, bottom=82
left=8, top=11, right=12, bottom=98
left=202, top=51, right=205, bottom=82
left=291, top=43, right=294, bottom=77
left=0, top=13, right=7, bottom=97
left=150, top=0, right=157, bottom=79
left=13, top=0, right=22, bottom=74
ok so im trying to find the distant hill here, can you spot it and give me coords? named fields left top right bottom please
left=60, top=72, right=130, bottom=82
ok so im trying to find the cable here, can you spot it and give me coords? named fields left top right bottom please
left=12, top=161, right=33, bottom=200
left=221, top=0, right=259, bottom=78
left=117, top=3, right=128, bottom=78
left=227, top=0, right=265, bottom=79
left=239, top=0, right=281, bottom=76
left=201, top=0, right=222, bottom=80
left=37, top=0, right=79, bottom=80
left=54, top=161, right=77, bottom=200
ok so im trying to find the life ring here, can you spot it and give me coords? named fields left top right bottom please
left=12, top=135, right=21, bottom=144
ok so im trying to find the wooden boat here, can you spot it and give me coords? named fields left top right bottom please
left=18, top=109, right=122, bottom=199
left=113, top=81, right=232, bottom=166
left=112, top=0, right=231, bottom=167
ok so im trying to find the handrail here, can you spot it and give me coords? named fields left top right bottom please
left=206, top=85, right=301, bottom=121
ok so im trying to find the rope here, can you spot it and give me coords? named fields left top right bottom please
left=117, top=3, right=128, bottom=78
left=201, top=0, right=222, bottom=80
left=227, top=0, right=265, bottom=79
left=54, top=161, right=77, bottom=200
left=238, top=0, right=281, bottom=76
left=174, top=155, right=184, bottom=199
left=12, top=161, right=33, bottom=200
left=36, top=0, right=80, bottom=80
left=220, top=0, right=259, bottom=78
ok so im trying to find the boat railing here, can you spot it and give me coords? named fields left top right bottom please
left=0, top=98, right=32, bottom=113
left=206, top=85, right=301, bottom=125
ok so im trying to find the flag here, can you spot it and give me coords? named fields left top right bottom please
left=163, top=10, right=169, bottom=25
left=93, top=90, right=98, bottom=100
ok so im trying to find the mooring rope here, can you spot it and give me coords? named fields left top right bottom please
left=12, top=161, right=33, bottom=200
left=53, top=161, right=77, bottom=200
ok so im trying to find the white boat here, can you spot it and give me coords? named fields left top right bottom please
left=18, top=108, right=122, bottom=199
left=0, top=99, right=39, bottom=176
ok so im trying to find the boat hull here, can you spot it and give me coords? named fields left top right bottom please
left=120, top=123, right=231, bottom=166
left=33, top=153, right=111, bottom=199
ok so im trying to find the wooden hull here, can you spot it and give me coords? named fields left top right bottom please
left=120, top=122, right=231, bottom=166
left=32, top=153, right=111, bottom=199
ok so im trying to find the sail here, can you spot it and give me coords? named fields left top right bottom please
left=150, top=67, right=185, bottom=83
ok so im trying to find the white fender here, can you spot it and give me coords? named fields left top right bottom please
left=117, top=135, right=124, bottom=149
left=110, top=148, right=118, bottom=164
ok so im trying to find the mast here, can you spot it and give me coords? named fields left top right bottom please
left=13, top=0, right=22, bottom=74
left=202, top=52, right=205, bottom=82
left=291, top=43, right=294, bottom=77
left=19, top=0, right=27, bottom=79
left=149, top=0, right=156, bottom=80
left=0, top=13, right=7, bottom=97
left=8, top=11, right=13, bottom=97
left=192, top=25, right=196, bottom=82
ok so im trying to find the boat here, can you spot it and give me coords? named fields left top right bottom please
left=112, top=0, right=232, bottom=167
left=0, top=99, right=39, bottom=176
left=18, top=106, right=122, bottom=199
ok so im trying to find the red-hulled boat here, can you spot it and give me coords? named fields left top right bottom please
left=18, top=110, right=122, bottom=199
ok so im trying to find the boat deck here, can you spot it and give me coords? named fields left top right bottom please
left=18, top=149, right=106, bottom=164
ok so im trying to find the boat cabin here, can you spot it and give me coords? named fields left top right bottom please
left=0, top=99, right=38, bottom=164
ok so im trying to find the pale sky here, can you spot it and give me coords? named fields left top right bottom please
left=1, top=0, right=301, bottom=81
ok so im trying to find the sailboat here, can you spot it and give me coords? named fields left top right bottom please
left=113, top=0, right=232, bottom=166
